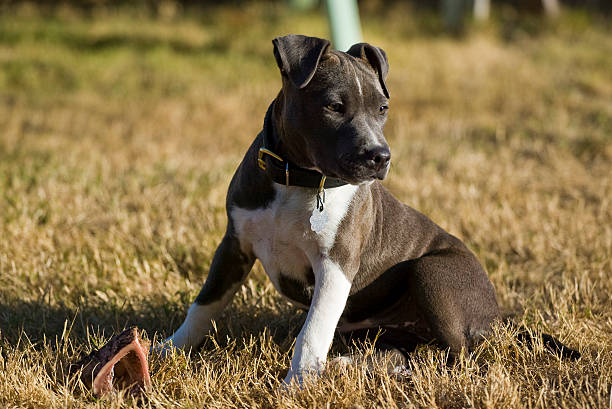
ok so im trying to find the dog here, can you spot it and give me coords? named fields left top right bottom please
left=160, top=34, right=579, bottom=384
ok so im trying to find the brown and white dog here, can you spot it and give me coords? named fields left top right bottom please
left=159, top=34, right=579, bottom=384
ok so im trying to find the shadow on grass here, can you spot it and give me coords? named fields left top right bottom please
left=0, top=295, right=306, bottom=354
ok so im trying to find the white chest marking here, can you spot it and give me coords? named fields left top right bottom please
left=230, top=184, right=357, bottom=292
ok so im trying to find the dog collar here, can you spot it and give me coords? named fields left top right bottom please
left=257, top=104, right=347, bottom=190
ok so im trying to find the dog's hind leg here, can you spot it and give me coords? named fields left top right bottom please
left=404, top=249, right=580, bottom=359
left=332, top=246, right=498, bottom=370
left=159, top=233, right=255, bottom=353
left=400, top=247, right=500, bottom=357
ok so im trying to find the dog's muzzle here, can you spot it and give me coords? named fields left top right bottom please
left=339, top=145, right=391, bottom=182
left=362, top=145, right=391, bottom=179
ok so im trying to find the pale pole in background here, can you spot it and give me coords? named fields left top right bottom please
left=474, top=0, right=490, bottom=21
left=325, top=0, right=363, bottom=51
left=542, top=0, right=561, bottom=17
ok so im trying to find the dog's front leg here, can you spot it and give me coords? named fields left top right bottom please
left=284, top=259, right=352, bottom=385
left=160, top=233, right=254, bottom=353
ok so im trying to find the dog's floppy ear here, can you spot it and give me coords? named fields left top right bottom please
left=273, top=34, right=331, bottom=89
left=347, top=43, right=390, bottom=98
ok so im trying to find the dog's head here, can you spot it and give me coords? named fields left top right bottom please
left=273, top=34, right=390, bottom=185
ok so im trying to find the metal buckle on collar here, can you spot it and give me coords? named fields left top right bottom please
left=257, top=148, right=284, bottom=170
left=258, top=147, right=290, bottom=186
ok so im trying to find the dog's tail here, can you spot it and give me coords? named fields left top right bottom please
left=516, top=328, right=581, bottom=359
left=505, top=319, right=581, bottom=359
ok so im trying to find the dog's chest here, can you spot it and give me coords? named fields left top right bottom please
left=231, top=184, right=357, bottom=300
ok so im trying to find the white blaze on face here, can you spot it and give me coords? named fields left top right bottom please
left=354, top=70, right=363, bottom=96
left=350, top=61, right=363, bottom=97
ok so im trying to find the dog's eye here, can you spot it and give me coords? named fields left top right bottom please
left=326, top=102, right=344, bottom=113
left=379, top=105, right=389, bottom=114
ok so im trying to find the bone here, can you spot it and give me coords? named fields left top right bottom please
left=71, top=327, right=151, bottom=397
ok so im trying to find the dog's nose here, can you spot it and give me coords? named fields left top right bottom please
left=364, top=146, right=391, bottom=172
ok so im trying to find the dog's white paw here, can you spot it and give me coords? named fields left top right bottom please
left=283, top=366, right=324, bottom=388
left=283, top=357, right=355, bottom=387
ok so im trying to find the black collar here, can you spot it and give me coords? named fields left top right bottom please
left=257, top=103, right=347, bottom=190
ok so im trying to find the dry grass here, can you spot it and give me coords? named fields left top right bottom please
left=0, top=3, right=611, bottom=408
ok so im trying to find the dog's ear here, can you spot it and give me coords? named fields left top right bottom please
left=347, top=43, right=390, bottom=98
left=273, top=34, right=331, bottom=89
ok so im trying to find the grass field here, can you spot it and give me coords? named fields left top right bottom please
left=0, top=3, right=611, bottom=408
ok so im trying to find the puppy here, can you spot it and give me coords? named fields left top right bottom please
left=160, top=34, right=579, bottom=384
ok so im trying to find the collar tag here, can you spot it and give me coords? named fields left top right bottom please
left=310, top=203, right=328, bottom=233
left=310, top=175, right=328, bottom=233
